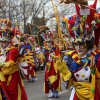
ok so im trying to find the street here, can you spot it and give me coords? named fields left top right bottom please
left=24, top=72, right=71, bottom=100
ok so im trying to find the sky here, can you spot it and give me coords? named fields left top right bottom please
left=47, top=0, right=100, bottom=29
left=26, top=0, right=100, bottom=28
left=88, top=0, right=99, bottom=8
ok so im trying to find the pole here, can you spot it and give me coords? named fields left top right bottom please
left=51, top=0, right=67, bottom=52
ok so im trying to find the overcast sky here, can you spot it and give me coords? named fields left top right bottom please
left=89, top=0, right=99, bottom=8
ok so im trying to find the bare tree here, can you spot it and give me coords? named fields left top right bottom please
left=0, top=0, right=75, bottom=33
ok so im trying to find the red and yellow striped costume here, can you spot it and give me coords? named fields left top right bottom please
left=0, top=46, right=28, bottom=100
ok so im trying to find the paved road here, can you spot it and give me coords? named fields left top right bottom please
left=24, top=72, right=71, bottom=100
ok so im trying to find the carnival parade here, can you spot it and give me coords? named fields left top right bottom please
left=0, top=0, right=100, bottom=100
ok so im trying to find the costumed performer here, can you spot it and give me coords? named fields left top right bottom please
left=0, top=19, right=28, bottom=100
left=18, top=34, right=37, bottom=82
left=39, top=25, right=61, bottom=98
left=55, top=14, right=100, bottom=100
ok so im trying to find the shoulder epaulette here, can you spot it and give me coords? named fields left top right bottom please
left=90, top=49, right=100, bottom=56
left=5, top=46, right=17, bottom=52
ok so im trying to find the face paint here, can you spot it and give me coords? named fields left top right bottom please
left=1, top=41, right=10, bottom=49
left=74, top=42, right=87, bottom=56
left=12, top=35, right=20, bottom=46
